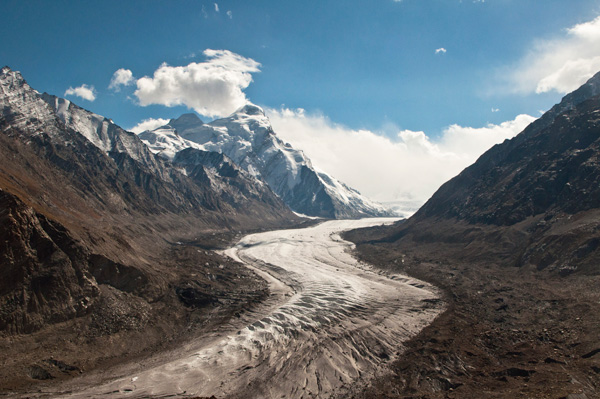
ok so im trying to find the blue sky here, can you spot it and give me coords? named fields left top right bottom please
left=2, top=0, right=600, bottom=207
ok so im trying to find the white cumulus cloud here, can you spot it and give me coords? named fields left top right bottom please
left=266, top=108, right=536, bottom=206
left=507, top=15, right=600, bottom=94
left=64, top=84, right=96, bottom=101
left=109, top=68, right=134, bottom=91
left=439, top=115, right=536, bottom=156
left=435, top=47, right=447, bottom=54
left=133, top=49, right=261, bottom=118
left=128, top=118, right=170, bottom=134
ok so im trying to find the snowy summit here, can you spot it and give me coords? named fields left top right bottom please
left=138, top=103, right=393, bottom=219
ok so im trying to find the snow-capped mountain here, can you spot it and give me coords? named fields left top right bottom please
left=0, top=66, right=297, bottom=227
left=138, top=114, right=207, bottom=160
left=139, top=104, right=393, bottom=218
left=41, top=93, right=175, bottom=181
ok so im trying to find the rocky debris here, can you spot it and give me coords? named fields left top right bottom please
left=28, top=365, right=53, bottom=380
left=340, top=242, right=600, bottom=398
left=175, top=286, right=218, bottom=308
left=44, top=358, right=80, bottom=374
left=0, top=241, right=270, bottom=393
left=582, top=348, right=600, bottom=359
left=89, top=286, right=152, bottom=336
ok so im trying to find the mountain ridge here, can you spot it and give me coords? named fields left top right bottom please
left=412, top=71, right=600, bottom=230
left=139, top=103, right=394, bottom=219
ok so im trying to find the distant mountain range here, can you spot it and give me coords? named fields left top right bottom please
left=138, top=104, right=392, bottom=219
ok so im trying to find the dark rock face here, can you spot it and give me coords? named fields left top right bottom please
left=416, top=95, right=600, bottom=226
left=175, top=287, right=217, bottom=308
left=0, top=189, right=99, bottom=334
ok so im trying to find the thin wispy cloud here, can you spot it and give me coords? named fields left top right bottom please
left=108, top=68, right=134, bottom=91
left=214, top=3, right=219, bottom=12
left=506, top=15, right=600, bottom=94
left=227, top=10, right=233, bottom=19
left=132, top=49, right=261, bottom=118
left=435, top=47, right=447, bottom=54
left=267, top=108, right=535, bottom=204
left=64, top=84, right=96, bottom=101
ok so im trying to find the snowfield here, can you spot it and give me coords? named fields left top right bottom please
left=60, top=219, right=443, bottom=398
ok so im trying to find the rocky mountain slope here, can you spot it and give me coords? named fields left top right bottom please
left=139, top=105, right=392, bottom=219
left=376, top=71, right=600, bottom=274
left=39, top=92, right=291, bottom=220
left=0, top=66, right=302, bottom=391
left=345, top=73, right=600, bottom=397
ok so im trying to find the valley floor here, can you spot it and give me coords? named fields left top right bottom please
left=7, top=219, right=443, bottom=399
left=345, top=233, right=600, bottom=398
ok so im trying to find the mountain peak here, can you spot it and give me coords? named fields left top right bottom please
left=538, top=70, right=600, bottom=128
left=171, top=112, right=203, bottom=125
left=234, top=103, right=265, bottom=117
left=168, top=113, right=204, bottom=132
left=583, top=69, right=600, bottom=88
left=1, top=66, right=25, bottom=84
left=560, top=70, right=600, bottom=105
